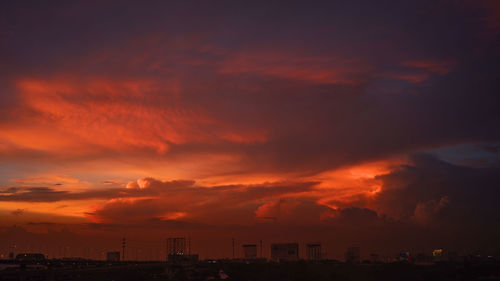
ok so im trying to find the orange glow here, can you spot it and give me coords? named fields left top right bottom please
left=219, top=52, right=367, bottom=85
left=160, top=212, right=187, bottom=220
left=10, top=175, right=79, bottom=185
left=0, top=158, right=408, bottom=226
left=6, top=78, right=268, bottom=157
left=308, top=158, right=407, bottom=210
left=0, top=200, right=99, bottom=219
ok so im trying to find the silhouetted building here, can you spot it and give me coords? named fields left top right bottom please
left=306, top=243, right=322, bottom=260
left=345, top=247, right=360, bottom=263
left=167, top=237, right=186, bottom=262
left=242, top=244, right=258, bottom=259
left=15, top=253, right=45, bottom=262
left=399, top=251, right=411, bottom=262
left=369, top=253, right=379, bottom=263
left=9, top=252, right=14, bottom=259
left=166, top=237, right=198, bottom=264
left=271, top=243, right=299, bottom=262
left=167, top=254, right=199, bottom=265
left=106, top=251, right=120, bottom=262
left=167, top=237, right=186, bottom=255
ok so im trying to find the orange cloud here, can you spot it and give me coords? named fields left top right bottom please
left=402, top=60, right=455, bottom=75
left=307, top=159, right=407, bottom=210
left=160, top=211, right=187, bottom=221
left=254, top=199, right=300, bottom=219
left=380, top=59, right=455, bottom=83
left=78, top=161, right=402, bottom=225
left=0, top=200, right=99, bottom=221
left=0, top=158, right=408, bottom=227
left=10, top=175, right=79, bottom=185
left=15, top=78, right=200, bottom=153
left=3, top=77, right=268, bottom=159
left=219, top=52, right=367, bottom=85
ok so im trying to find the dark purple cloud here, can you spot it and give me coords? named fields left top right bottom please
left=374, top=154, right=500, bottom=227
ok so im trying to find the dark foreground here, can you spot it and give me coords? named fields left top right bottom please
left=1, top=259, right=500, bottom=281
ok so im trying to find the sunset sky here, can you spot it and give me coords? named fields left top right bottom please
left=1, top=0, right=500, bottom=260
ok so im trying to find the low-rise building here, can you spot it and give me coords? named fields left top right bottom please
left=242, top=244, right=258, bottom=259
left=106, top=251, right=120, bottom=262
left=271, top=243, right=299, bottom=262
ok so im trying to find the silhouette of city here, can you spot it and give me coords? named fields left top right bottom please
left=1, top=237, right=500, bottom=280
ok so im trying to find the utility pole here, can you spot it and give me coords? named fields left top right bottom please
left=260, top=240, right=263, bottom=258
left=122, top=237, right=126, bottom=261
left=232, top=238, right=235, bottom=259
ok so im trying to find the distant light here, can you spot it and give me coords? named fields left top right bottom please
left=432, top=249, right=443, bottom=257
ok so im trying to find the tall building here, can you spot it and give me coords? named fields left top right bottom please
left=167, top=237, right=186, bottom=262
left=242, top=244, right=258, bottom=259
left=106, top=251, right=120, bottom=262
left=345, top=247, right=360, bottom=263
left=270, top=243, right=299, bottom=262
left=306, top=243, right=322, bottom=260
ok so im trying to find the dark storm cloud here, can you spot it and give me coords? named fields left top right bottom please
left=0, top=187, right=19, bottom=193
left=480, top=144, right=500, bottom=153
left=11, top=209, right=24, bottom=216
left=329, top=207, right=382, bottom=225
left=373, top=154, right=500, bottom=226
left=88, top=179, right=318, bottom=224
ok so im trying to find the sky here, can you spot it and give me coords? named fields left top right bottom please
left=0, top=0, right=500, bottom=260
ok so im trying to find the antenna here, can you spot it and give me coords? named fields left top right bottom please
left=260, top=240, right=263, bottom=258
left=122, top=237, right=126, bottom=261
left=232, top=238, right=235, bottom=259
